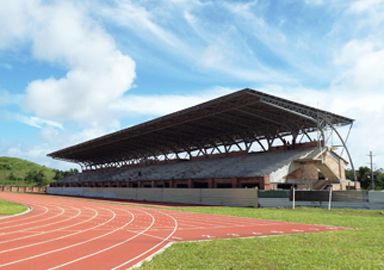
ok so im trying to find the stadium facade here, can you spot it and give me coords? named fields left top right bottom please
left=49, top=89, right=357, bottom=191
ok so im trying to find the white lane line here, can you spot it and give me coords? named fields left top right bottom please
left=0, top=206, right=31, bottom=220
left=0, top=207, right=95, bottom=245
left=0, top=207, right=114, bottom=257
left=165, top=215, right=251, bottom=228
left=270, top=230, right=284, bottom=234
left=227, top=233, right=240, bottom=237
left=167, top=214, right=284, bottom=230
left=47, top=209, right=146, bottom=269
left=291, top=229, right=304, bottom=232
left=325, top=227, right=339, bottom=230
left=0, top=206, right=64, bottom=231
left=0, top=206, right=80, bottom=237
left=0, top=207, right=119, bottom=267
left=252, top=232, right=262, bottom=235
left=162, top=221, right=285, bottom=233
left=0, top=205, right=48, bottom=226
left=111, top=209, right=179, bottom=270
left=163, top=211, right=280, bottom=227
left=202, top=234, right=214, bottom=239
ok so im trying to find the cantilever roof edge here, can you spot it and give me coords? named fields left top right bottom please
left=48, top=88, right=354, bottom=160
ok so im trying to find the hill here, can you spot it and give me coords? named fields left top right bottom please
left=0, top=157, right=56, bottom=186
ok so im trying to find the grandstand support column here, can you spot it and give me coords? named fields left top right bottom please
left=188, top=179, right=193, bottom=188
left=263, top=175, right=270, bottom=190
left=267, top=137, right=275, bottom=150
left=151, top=181, right=155, bottom=188
left=232, top=178, right=238, bottom=188
left=208, top=179, right=214, bottom=188
left=301, top=130, right=314, bottom=142
left=327, top=122, right=357, bottom=184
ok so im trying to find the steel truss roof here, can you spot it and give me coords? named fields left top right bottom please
left=48, top=89, right=354, bottom=166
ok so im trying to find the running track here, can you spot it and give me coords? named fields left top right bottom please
left=0, top=192, right=346, bottom=270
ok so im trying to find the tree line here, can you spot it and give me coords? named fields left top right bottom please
left=6, top=168, right=79, bottom=187
left=346, top=166, right=384, bottom=190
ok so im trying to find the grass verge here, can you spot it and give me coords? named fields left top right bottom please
left=139, top=207, right=384, bottom=270
left=0, top=199, right=28, bottom=215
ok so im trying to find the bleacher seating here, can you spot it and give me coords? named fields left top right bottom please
left=55, top=147, right=317, bottom=186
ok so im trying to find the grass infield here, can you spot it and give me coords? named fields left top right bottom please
left=0, top=199, right=28, bottom=216
left=139, top=207, right=384, bottom=270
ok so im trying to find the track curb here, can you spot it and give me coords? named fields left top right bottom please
left=0, top=205, right=31, bottom=220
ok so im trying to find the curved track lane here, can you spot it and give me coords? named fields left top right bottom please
left=0, top=192, right=347, bottom=270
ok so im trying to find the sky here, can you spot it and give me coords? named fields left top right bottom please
left=1, top=0, right=384, bottom=171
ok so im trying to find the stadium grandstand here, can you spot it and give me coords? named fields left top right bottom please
left=48, top=88, right=357, bottom=191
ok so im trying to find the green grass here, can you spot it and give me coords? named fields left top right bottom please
left=0, top=156, right=55, bottom=186
left=139, top=207, right=384, bottom=270
left=0, top=199, right=28, bottom=215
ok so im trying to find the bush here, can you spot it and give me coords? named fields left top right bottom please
left=7, top=173, right=18, bottom=181
left=0, top=163, right=11, bottom=170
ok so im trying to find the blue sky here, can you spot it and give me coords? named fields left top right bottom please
left=1, top=0, right=384, bottom=170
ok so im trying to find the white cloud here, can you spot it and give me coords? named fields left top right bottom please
left=15, top=114, right=63, bottom=130
left=304, top=0, right=324, bottom=6
left=333, top=40, right=384, bottom=92
left=0, top=0, right=35, bottom=48
left=348, top=0, right=384, bottom=13
left=0, top=90, right=22, bottom=107
left=0, top=1, right=135, bottom=125
left=26, top=2, right=135, bottom=124
left=98, top=1, right=296, bottom=84
left=100, top=1, right=185, bottom=50
left=110, top=87, right=234, bottom=116
left=1, top=0, right=384, bottom=171
left=0, top=91, right=9, bottom=106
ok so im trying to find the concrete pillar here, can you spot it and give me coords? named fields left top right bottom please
left=208, top=179, right=214, bottom=188
left=188, top=179, right=193, bottom=188
left=232, top=178, right=238, bottom=188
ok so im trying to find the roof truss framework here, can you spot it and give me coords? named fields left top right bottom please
left=48, top=88, right=354, bottom=171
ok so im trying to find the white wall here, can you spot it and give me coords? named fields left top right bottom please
left=47, top=188, right=384, bottom=209
left=258, top=191, right=384, bottom=209
left=47, top=187, right=258, bottom=207
left=368, top=191, right=384, bottom=209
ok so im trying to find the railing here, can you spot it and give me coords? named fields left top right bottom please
left=258, top=190, right=382, bottom=209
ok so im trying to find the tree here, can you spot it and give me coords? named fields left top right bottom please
left=357, top=166, right=371, bottom=189
left=53, top=169, right=65, bottom=181
left=7, top=172, right=17, bottom=181
left=53, top=168, right=79, bottom=181
left=345, top=166, right=384, bottom=190
left=375, top=170, right=384, bottom=190
left=24, top=170, right=48, bottom=186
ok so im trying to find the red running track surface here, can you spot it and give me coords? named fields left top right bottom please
left=0, top=192, right=347, bottom=270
